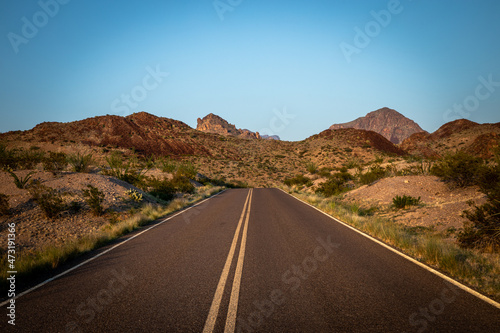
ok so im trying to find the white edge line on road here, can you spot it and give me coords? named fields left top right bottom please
left=203, top=189, right=252, bottom=333
left=0, top=190, right=227, bottom=308
left=280, top=189, right=500, bottom=310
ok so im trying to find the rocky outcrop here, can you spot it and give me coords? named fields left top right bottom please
left=196, top=113, right=261, bottom=139
left=329, top=107, right=425, bottom=144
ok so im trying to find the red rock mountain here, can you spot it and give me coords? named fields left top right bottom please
left=196, top=113, right=262, bottom=140
left=401, top=119, right=500, bottom=158
left=329, top=108, right=425, bottom=144
left=0, top=112, right=212, bottom=156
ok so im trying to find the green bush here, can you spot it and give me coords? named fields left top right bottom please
left=344, top=158, right=360, bottom=169
left=17, top=148, right=45, bottom=169
left=459, top=199, right=500, bottom=252
left=305, top=162, right=318, bottom=174
left=0, top=144, right=18, bottom=170
left=43, top=152, right=68, bottom=173
left=170, top=175, right=195, bottom=194
left=458, top=163, right=500, bottom=252
left=82, top=185, right=105, bottom=216
left=68, top=152, right=93, bottom=173
left=317, top=168, right=332, bottom=178
left=147, top=177, right=176, bottom=201
left=7, top=169, right=36, bottom=189
left=284, top=174, right=312, bottom=187
left=0, top=194, right=10, bottom=216
left=359, top=165, right=387, bottom=185
left=28, top=182, right=65, bottom=219
left=316, top=178, right=346, bottom=197
left=392, top=195, right=421, bottom=209
left=68, top=200, right=83, bottom=214
left=104, top=153, right=151, bottom=186
left=176, top=161, right=198, bottom=179
left=431, top=151, right=484, bottom=187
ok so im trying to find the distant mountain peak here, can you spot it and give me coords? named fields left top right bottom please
left=329, top=107, right=425, bottom=144
left=196, top=113, right=279, bottom=140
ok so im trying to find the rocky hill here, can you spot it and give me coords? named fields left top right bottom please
left=196, top=113, right=261, bottom=139
left=329, top=107, right=425, bottom=144
left=401, top=119, right=500, bottom=158
left=308, top=128, right=406, bottom=156
left=0, top=112, right=213, bottom=157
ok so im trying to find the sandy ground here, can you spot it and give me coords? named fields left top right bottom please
left=340, top=175, right=486, bottom=232
left=0, top=169, right=157, bottom=254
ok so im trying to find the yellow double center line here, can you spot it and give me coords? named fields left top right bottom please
left=203, top=188, right=253, bottom=333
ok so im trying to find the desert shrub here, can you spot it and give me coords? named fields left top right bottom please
left=392, top=195, right=421, bottom=209
left=431, top=151, right=484, bottom=187
left=68, top=152, right=93, bottom=173
left=0, top=194, right=10, bottom=216
left=344, top=158, right=360, bottom=169
left=316, top=178, right=346, bottom=197
left=333, top=170, right=353, bottom=182
left=148, top=177, right=176, bottom=201
left=6, top=169, right=35, bottom=189
left=359, top=165, right=387, bottom=185
left=29, top=182, right=65, bottom=219
left=459, top=200, right=500, bottom=252
left=82, top=185, right=105, bottom=216
left=284, top=174, right=312, bottom=187
left=373, top=155, right=384, bottom=164
left=171, top=174, right=195, bottom=194
left=458, top=163, right=500, bottom=252
left=317, top=168, right=332, bottom=178
left=157, top=156, right=177, bottom=173
left=176, top=161, right=197, bottom=179
left=108, top=210, right=121, bottom=225
left=17, top=148, right=45, bottom=169
left=414, top=160, right=433, bottom=175
left=43, top=152, right=68, bottom=173
left=104, top=153, right=151, bottom=186
left=0, top=144, right=18, bottom=170
left=68, top=201, right=83, bottom=214
left=305, top=162, right=318, bottom=174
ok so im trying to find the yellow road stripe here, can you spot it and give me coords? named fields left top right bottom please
left=224, top=188, right=253, bottom=333
left=202, top=189, right=252, bottom=333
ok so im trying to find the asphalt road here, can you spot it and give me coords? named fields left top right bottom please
left=1, top=188, right=499, bottom=332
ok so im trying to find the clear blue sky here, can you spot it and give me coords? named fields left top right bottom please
left=1, top=0, right=499, bottom=141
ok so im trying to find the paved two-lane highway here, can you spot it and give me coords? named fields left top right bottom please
left=1, top=188, right=499, bottom=332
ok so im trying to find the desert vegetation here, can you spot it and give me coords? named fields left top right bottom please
left=0, top=111, right=499, bottom=299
